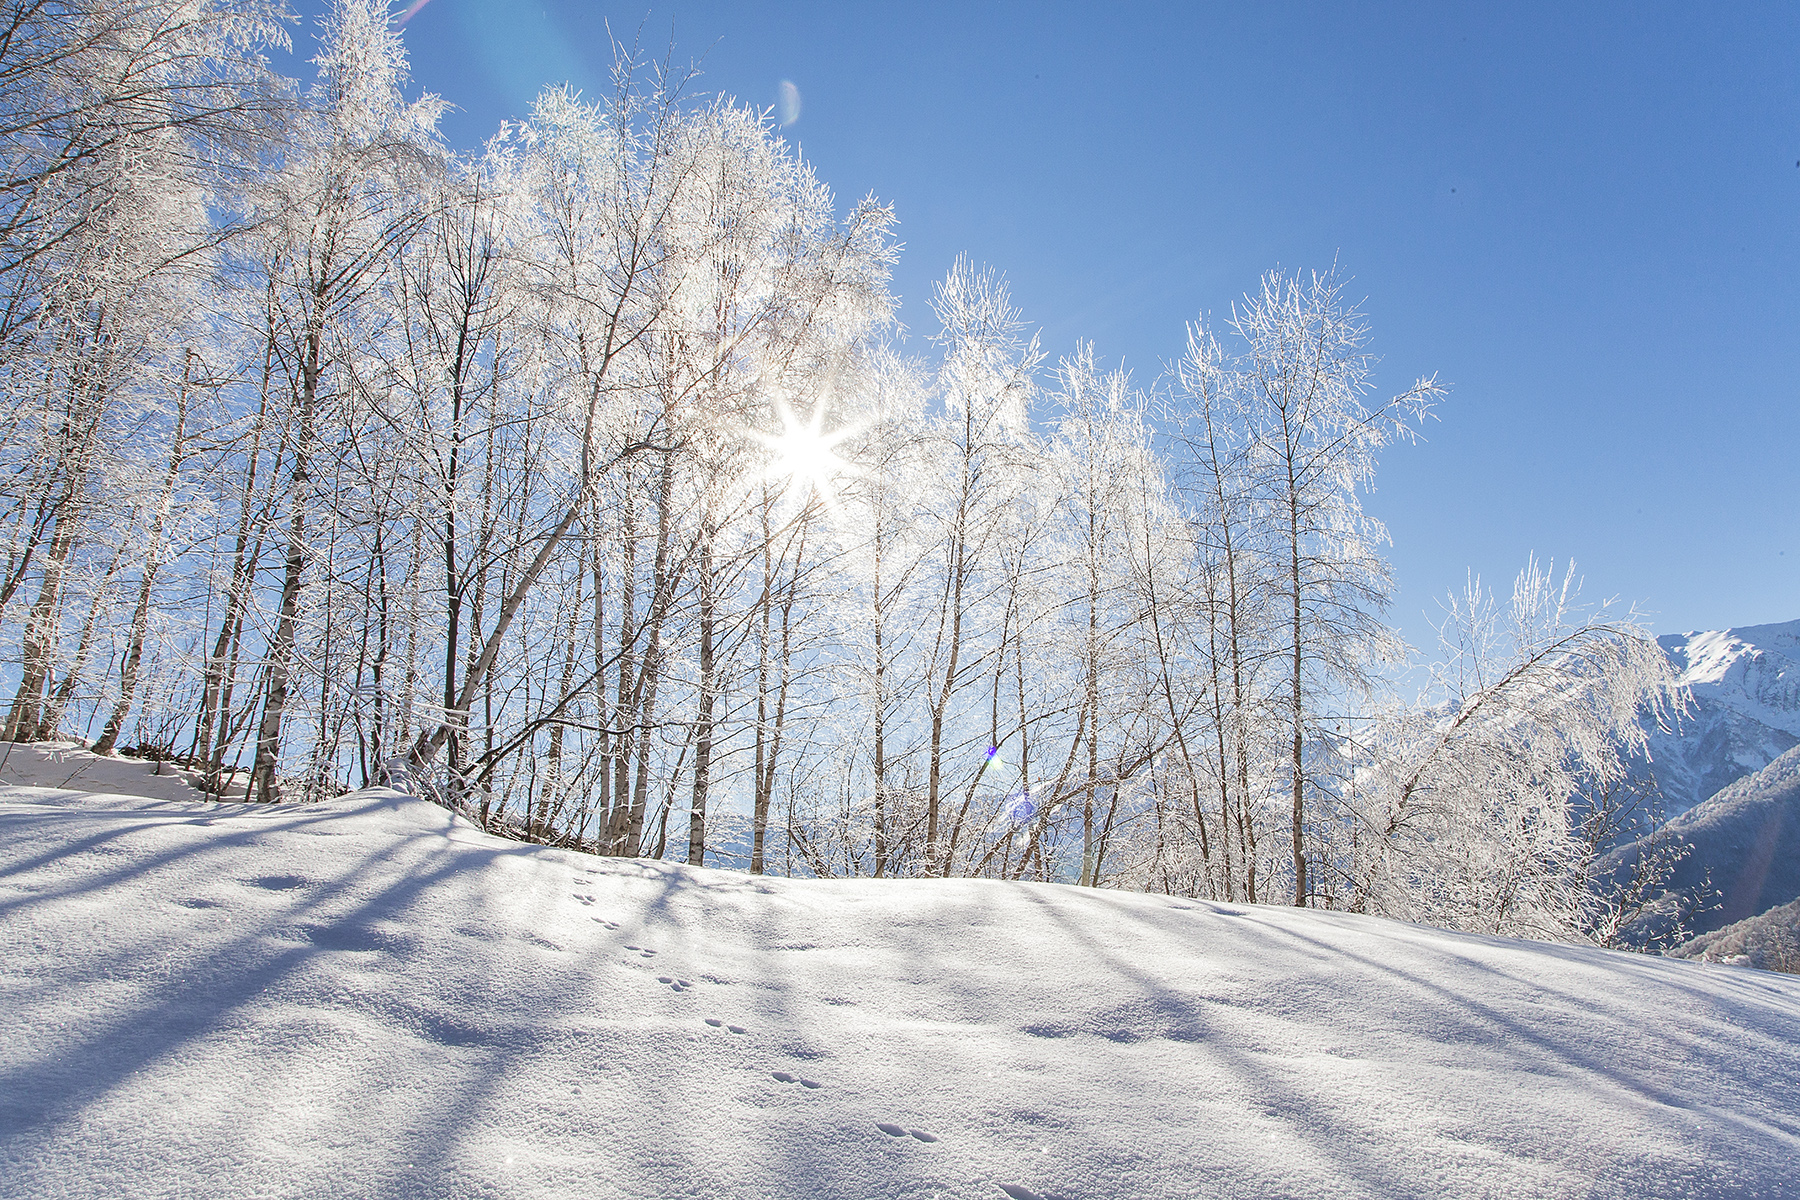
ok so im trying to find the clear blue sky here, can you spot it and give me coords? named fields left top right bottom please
left=285, top=2, right=1799, bottom=651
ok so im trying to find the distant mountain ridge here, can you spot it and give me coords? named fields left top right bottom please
left=1606, top=742, right=1800, bottom=950
left=1644, top=619, right=1800, bottom=816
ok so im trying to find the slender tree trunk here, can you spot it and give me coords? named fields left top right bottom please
left=1080, top=549, right=1101, bottom=886
left=925, top=534, right=965, bottom=874
left=870, top=519, right=888, bottom=877
left=688, top=527, right=715, bottom=867
left=605, top=491, right=638, bottom=853
left=198, top=334, right=276, bottom=789
left=1287, top=460, right=1306, bottom=906
left=624, top=454, right=676, bottom=857
left=95, top=350, right=193, bottom=754
left=541, top=556, right=584, bottom=837
left=5, top=496, right=80, bottom=742
left=250, top=300, right=325, bottom=804
left=752, top=499, right=774, bottom=872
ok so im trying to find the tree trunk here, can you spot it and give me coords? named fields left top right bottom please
left=688, top=528, right=715, bottom=867
left=250, top=313, right=324, bottom=804
left=95, top=350, right=193, bottom=754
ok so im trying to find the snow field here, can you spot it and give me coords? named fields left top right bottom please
left=2, top=767, right=1798, bottom=1198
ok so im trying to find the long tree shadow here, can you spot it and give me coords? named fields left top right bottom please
left=8, top=793, right=1797, bottom=1200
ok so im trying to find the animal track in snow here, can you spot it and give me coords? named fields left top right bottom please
left=571, top=893, right=595, bottom=906
left=771, top=1071, right=821, bottom=1088
left=995, top=1186, right=1071, bottom=1200
left=876, top=1122, right=938, bottom=1141
left=703, top=1019, right=749, bottom=1034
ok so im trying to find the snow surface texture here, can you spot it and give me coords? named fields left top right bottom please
left=1649, top=620, right=1800, bottom=816
left=4, top=771, right=1800, bottom=1198
left=1608, top=743, right=1800, bottom=950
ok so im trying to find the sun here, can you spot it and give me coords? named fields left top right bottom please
left=755, top=399, right=860, bottom=512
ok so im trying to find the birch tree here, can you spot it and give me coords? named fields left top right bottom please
left=1356, top=558, right=1681, bottom=940
left=247, top=0, right=441, bottom=801
left=1232, top=268, right=1442, bottom=904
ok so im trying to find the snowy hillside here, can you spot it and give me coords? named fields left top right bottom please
left=1673, top=898, right=1800, bottom=974
left=3, top=765, right=1799, bottom=1199
left=1648, top=620, right=1800, bottom=814
left=1607, top=743, right=1800, bottom=950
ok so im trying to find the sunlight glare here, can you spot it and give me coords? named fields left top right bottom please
left=758, top=400, right=859, bottom=512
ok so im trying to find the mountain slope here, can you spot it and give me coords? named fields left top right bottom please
left=1606, top=743, right=1800, bottom=950
left=1647, top=619, right=1800, bottom=815
left=1671, top=898, right=1800, bottom=974
left=2, top=773, right=1798, bottom=1199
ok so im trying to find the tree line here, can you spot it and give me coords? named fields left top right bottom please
left=0, top=0, right=1684, bottom=944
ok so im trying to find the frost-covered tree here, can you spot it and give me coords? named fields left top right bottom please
left=1354, top=558, right=1682, bottom=940
left=1230, top=268, right=1442, bottom=905
left=916, top=256, right=1042, bottom=875
left=246, top=0, right=442, bottom=802
left=0, top=0, right=290, bottom=357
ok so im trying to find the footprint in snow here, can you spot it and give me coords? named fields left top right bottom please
left=875, top=1122, right=937, bottom=1142
left=571, top=893, right=595, bottom=906
left=996, top=1186, right=1072, bottom=1200
left=656, top=976, right=691, bottom=992
left=591, top=918, right=619, bottom=929
left=772, top=1071, right=821, bottom=1089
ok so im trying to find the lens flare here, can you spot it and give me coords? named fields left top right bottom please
left=1002, top=789, right=1036, bottom=824
left=777, top=80, right=801, bottom=127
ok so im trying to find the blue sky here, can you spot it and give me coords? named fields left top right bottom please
left=286, top=2, right=1798, bottom=651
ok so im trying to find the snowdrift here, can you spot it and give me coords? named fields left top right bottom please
left=3, top=772, right=1798, bottom=1199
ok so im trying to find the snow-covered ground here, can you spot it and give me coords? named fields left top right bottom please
left=3, top=751, right=1798, bottom=1199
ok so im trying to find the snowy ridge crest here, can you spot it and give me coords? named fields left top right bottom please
left=1646, top=619, right=1800, bottom=814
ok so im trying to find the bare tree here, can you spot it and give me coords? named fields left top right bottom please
left=1229, top=268, right=1442, bottom=904
left=1355, top=558, right=1682, bottom=939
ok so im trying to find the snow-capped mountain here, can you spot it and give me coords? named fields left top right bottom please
left=1645, top=619, right=1800, bottom=816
